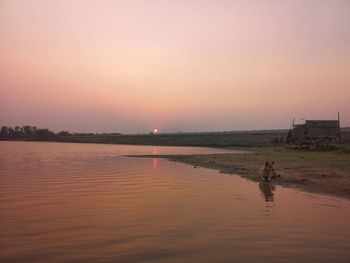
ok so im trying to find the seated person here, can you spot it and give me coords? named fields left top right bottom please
left=259, top=161, right=280, bottom=182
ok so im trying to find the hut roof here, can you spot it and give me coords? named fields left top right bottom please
left=288, top=118, right=341, bottom=146
left=305, top=120, right=339, bottom=127
left=304, top=120, right=339, bottom=139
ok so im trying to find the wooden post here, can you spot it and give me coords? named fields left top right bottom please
left=338, top=112, right=341, bottom=143
left=291, top=117, right=295, bottom=145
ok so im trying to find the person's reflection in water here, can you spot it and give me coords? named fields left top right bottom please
left=258, top=182, right=276, bottom=202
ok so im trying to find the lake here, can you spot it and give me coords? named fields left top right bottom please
left=1, top=141, right=350, bottom=262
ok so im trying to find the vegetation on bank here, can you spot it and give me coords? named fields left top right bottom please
left=0, top=126, right=118, bottom=140
left=1, top=125, right=350, bottom=148
left=53, top=130, right=290, bottom=147
left=0, top=126, right=67, bottom=140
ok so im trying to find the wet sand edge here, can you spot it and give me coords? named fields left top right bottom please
left=128, top=148, right=350, bottom=200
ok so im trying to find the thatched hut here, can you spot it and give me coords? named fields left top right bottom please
left=286, top=117, right=341, bottom=148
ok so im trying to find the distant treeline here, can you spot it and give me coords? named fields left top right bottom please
left=1, top=125, right=349, bottom=147
left=0, top=126, right=104, bottom=140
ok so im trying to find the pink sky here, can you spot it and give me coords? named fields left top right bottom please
left=1, top=0, right=349, bottom=133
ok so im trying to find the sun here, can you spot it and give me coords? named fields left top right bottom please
left=153, top=128, right=158, bottom=133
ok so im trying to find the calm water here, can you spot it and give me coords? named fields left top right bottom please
left=1, top=141, right=350, bottom=263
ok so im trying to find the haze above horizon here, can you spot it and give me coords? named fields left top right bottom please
left=1, top=0, right=349, bottom=133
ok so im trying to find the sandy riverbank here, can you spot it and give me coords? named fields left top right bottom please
left=131, top=146, right=350, bottom=199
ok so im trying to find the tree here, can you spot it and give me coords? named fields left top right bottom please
left=35, top=129, right=55, bottom=139
left=7, top=127, right=15, bottom=138
left=0, top=126, right=8, bottom=138
left=23, top=126, right=33, bottom=137
left=57, top=131, right=71, bottom=136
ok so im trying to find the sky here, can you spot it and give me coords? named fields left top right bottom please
left=1, top=0, right=349, bottom=133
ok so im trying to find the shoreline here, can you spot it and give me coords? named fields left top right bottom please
left=2, top=140, right=350, bottom=199
left=129, top=147, right=350, bottom=200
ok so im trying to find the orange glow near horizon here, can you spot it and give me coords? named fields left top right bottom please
left=1, top=0, right=349, bottom=133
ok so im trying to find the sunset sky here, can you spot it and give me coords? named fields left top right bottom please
left=1, top=0, right=349, bottom=133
